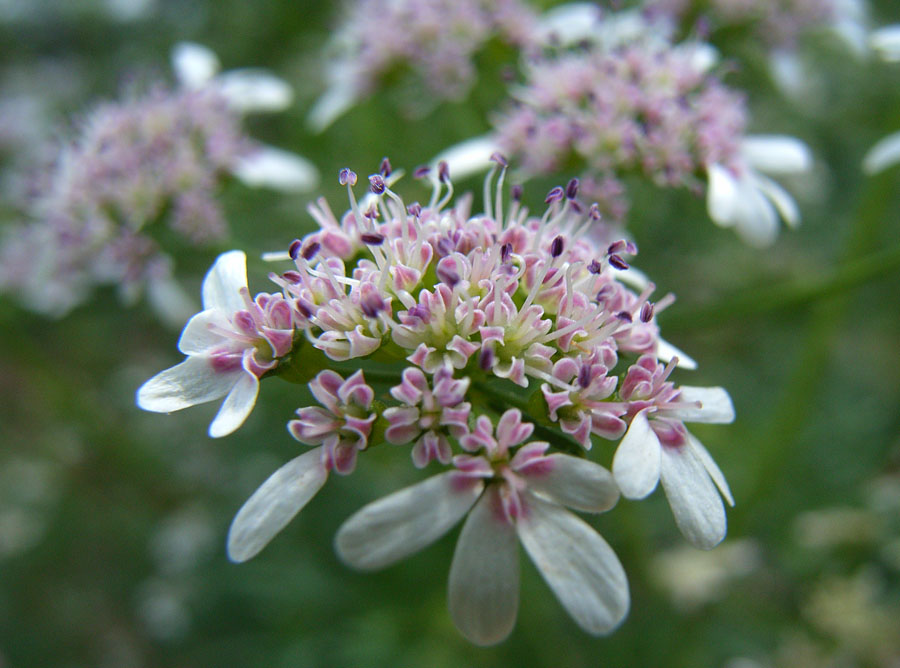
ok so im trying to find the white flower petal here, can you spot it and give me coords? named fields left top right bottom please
left=525, top=454, right=619, bottom=513
left=202, top=250, right=248, bottom=312
left=752, top=172, right=801, bottom=228
left=688, top=435, right=734, bottom=507
left=226, top=448, right=328, bottom=562
left=208, top=371, right=259, bottom=438
left=431, top=135, right=499, bottom=181
left=659, top=444, right=727, bottom=549
left=740, top=135, right=812, bottom=175
left=137, top=355, right=239, bottom=413
left=171, top=42, right=220, bottom=89
left=177, top=308, right=231, bottom=355
left=335, top=472, right=484, bottom=571
left=216, top=69, right=294, bottom=113
left=448, top=487, right=519, bottom=646
left=732, top=176, right=780, bottom=248
left=657, top=338, right=698, bottom=371
left=232, top=146, right=319, bottom=192
left=674, top=387, right=735, bottom=424
left=612, top=410, right=661, bottom=500
left=679, top=41, right=719, bottom=74
left=706, top=163, right=739, bottom=228
left=535, top=2, right=602, bottom=46
left=517, top=491, right=629, bottom=635
left=870, top=24, right=900, bottom=62
left=614, top=265, right=650, bottom=291
left=862, top=131, right=900, bottom=175
left=307, top=67, right=359, bottom=133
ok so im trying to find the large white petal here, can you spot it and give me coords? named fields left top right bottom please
left=740, top=135, right=812, bottom=175
left=202, top=250, right=247, bottom=312
left=431, top=135, right=499, bottom=181
left=208, top=371, right=259, bottom=438
left=171, top=42, right=220, bottom=89
left=688, top=435, right=734, bottom=507
left=335, top=472, right=484, bottom=571
left=177, top=308, right=231, bottom=355
left=227, top=448, right=328, bottom=562
left=706, top=163, right=739, bottom=228
left=659, top=444, right=726, bottom=549
left=137, top=355, right=239, bottom=412
left=232, top=146, right=319, bottom=192
left=862, top=131, right=900, bottom=175
left=612, top=410, right=661, bottom=500
left=657, top=338, right=698, bottom=371
left=216, top=69, right=294, bottom=113
left=525, top=454, right=619, bottom=513
left=674, top=386, right=735, bottom=424
left=752, top=172, right=801, bottom=228
left=517, top=491, right=629, bottom=635
left=870, top=24, right=900, bottom=62
left=448, top=487, right=519, bottom=646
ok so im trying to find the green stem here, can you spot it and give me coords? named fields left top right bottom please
left=662, top=242, right=900, bottom=332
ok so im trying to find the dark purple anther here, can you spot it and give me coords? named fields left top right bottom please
left=589, top=203, right=602, bottom=220
left=550, top=235, right=564, bottom=258
left=479, top=347, right=494, bottom=371
left=283, top=270, right=302, bottom=283
left=500, top=242, right=512, bottom=263
left=578, top=364, right=592, bottom=389
left=360, top=294, right=384, bottom=318
left=587, top=259, right=603, bottom=274
left=616, top=311, right=633, bottom=322
left=339, top=168, right=357, bottom=186
left=438, top=161, right=450, bottom=183
left=545, top=186, right=565, bottom=204
left=379, top=157, right=392, bottom=177
left=569, top=200, right=583, bottom=214
left=413, top=165, right=431, bottom=179
left=608, top=254, right=629, bottom=271
left=288, top=239, right=302, bottom=260
left=437, top=266, right=460, bottom=287
left=607, top=240, right=627, bottom=254
left=511, top=184, right=523, bottom=201
left=566, top=178, right=579, bottom=200
left=407, top=202, right=422, bottom=217
left=490, top=152, right=508, bottom=167
left=302, top=242, right=320, bottom=261
left=640, top=302, right=654, bottom=323
left=295, top=300, right=312, bottom=319
left=361, top=232, right=385, bottom=246
left=369, top=174, right=386, bottom=194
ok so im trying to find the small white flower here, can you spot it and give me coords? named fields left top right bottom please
left=334, top=413, right=629, bottom=645
left=706, top=135, right=812, bottom=247
left=171, top=42, right=318, bottom=192
left=612, top=387, right=736, bottom=549
left=137, top=251, right=293, bottom=438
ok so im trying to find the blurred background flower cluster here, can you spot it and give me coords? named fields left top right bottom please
left=1, top=0, right=899, bottom=666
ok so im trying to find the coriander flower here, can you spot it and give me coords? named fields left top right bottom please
left=335, top=409, right=628, bottom=645
left=434, top=9, right=811, bottom=245
left=143, top=158, right=735, bottom=643
left=611, top=355, right=736, bottom=549
left=307, top=0, right=537, bottom=132
left=137, top=250, right=294, bottom=437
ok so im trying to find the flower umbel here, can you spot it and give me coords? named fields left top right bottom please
left=140, top=158, right=735, bottom=644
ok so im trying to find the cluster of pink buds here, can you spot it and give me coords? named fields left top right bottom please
left=137, top=158, right=735, bottom=645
